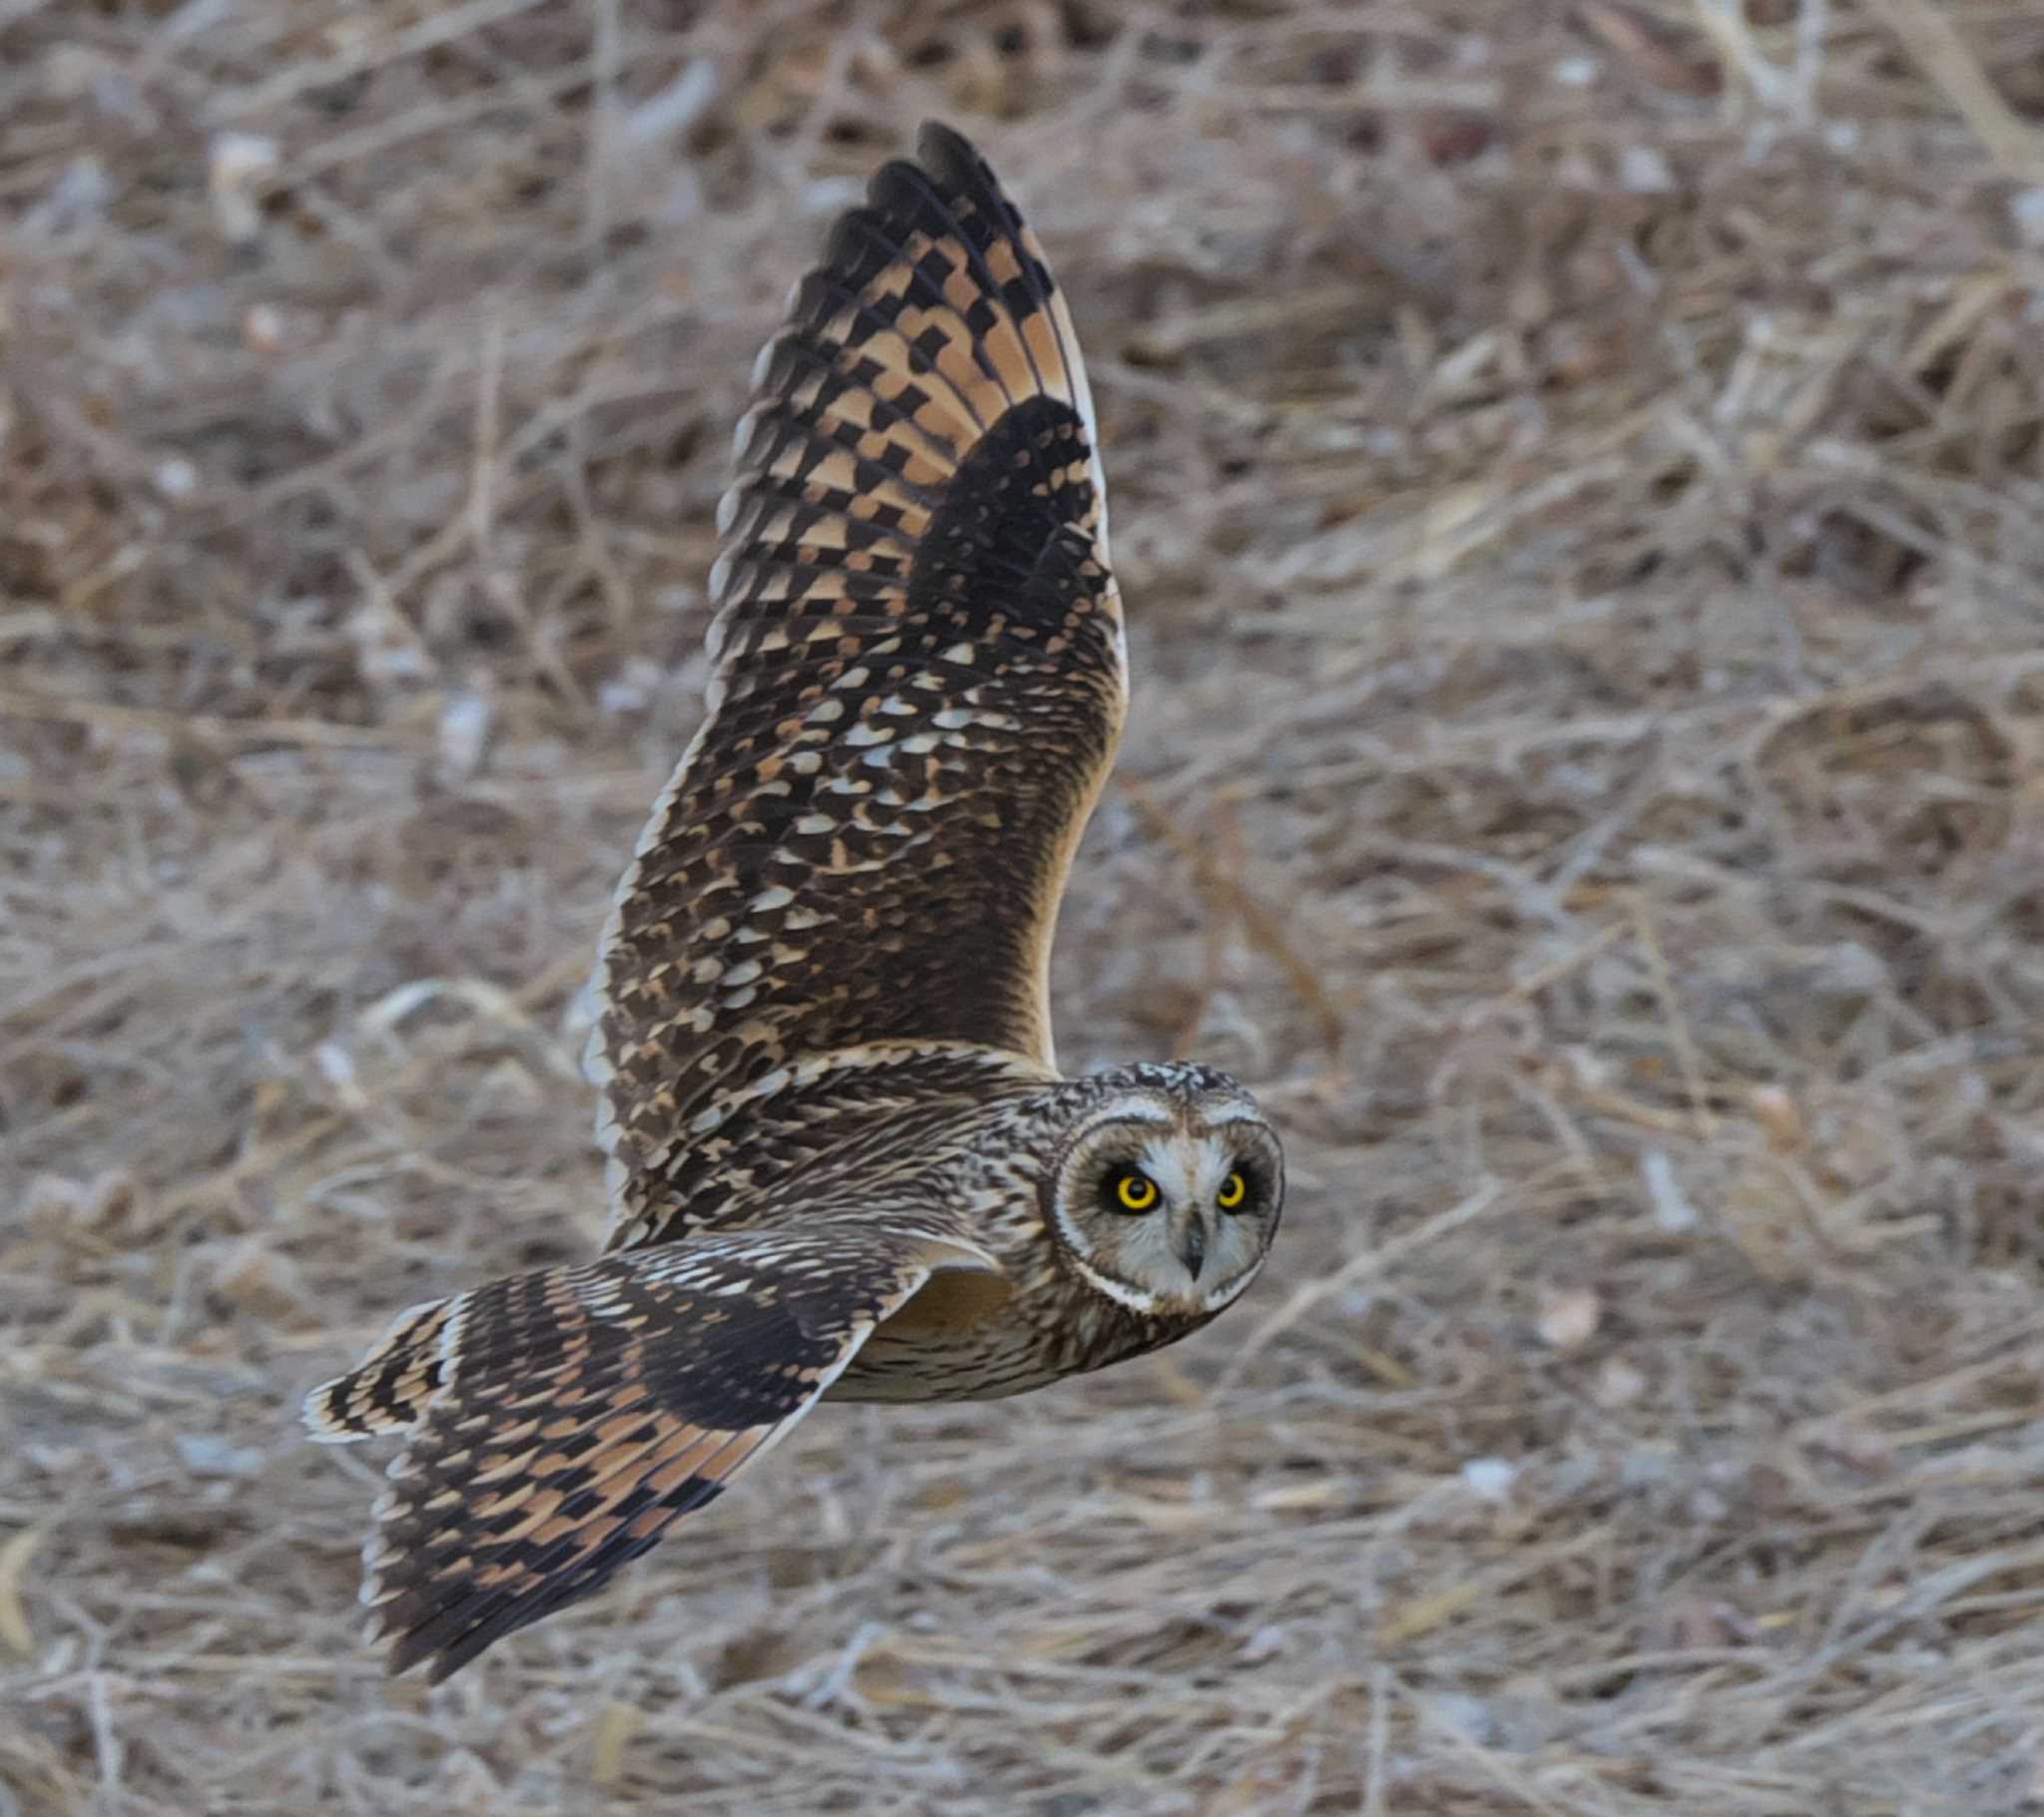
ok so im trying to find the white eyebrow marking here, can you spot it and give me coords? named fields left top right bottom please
left=1099, top=1105, right=1175, bottom=1130
left=1139, top=1136, right=1202, bottom=1200
left=1199, top=1107, right=1266, bottom=1130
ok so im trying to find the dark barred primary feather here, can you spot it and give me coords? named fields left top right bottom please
left=304, top=1225, right=999, bottom=1681
left=584, top=122, right=1125, bottom=1244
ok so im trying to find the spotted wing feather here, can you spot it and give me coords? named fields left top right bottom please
left=585, top=123, right=1124, bottom=1238
left=303, top=1223, right=998, bottom=1681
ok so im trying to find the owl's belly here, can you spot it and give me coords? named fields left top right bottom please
left=826, top=1265, right=1174, bottom=1403
left=827, top=1327, right=1067, bottom=1402
left=828, top=1266, right=1067, bottom=1402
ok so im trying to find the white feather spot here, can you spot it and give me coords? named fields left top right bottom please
left=807, top=697, right=845, bottom=723
left=844, top=722, right=887, bottom=747
left=751, top=885, right=794, bottom=912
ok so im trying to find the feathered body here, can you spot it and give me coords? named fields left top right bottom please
left=305, top=124, right=1284, bottom=1682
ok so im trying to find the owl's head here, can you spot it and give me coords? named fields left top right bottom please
left=1040, top=1063, right=1283, bottom=1317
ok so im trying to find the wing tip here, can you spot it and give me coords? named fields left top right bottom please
left=914, top=118, right=980, bottom=179
left=854, top=121, right=982, bottom=214
left=361, top=1467, right=737, bottom=1683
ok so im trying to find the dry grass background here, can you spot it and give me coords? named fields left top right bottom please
left=6, top=0, right=2044, bottom=1810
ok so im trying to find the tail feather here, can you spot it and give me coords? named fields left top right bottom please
left=301, top=1225, right=999, bottom=1679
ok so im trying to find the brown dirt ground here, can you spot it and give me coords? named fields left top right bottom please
left=7, top=2, right=2044, bottom=1812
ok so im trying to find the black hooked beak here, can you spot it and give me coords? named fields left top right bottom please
left=1175, top=1218, right=1207, bottom=1281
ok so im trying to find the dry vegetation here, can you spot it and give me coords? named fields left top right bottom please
left=6, top=0, right=2044, bottom=1810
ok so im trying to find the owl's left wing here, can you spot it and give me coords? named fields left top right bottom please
left=303, top=1220, right=999, bottom=1681
left=585, top=123, right=1121, bottom=1233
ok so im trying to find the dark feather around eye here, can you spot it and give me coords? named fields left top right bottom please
left=1225, top=1158, right=1271, bottom=1204
left=1101, top=1164, right=1158, bottom=1213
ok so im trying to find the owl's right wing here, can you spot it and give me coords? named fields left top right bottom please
left=303, top=1219, right=1001, bottom=1682
left=584, top=122, right=1123, bottom=1220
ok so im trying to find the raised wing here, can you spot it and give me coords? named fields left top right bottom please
left=303, top=1222, right=1001, bottom=1680
left=583, top=123, right=1123, bottom=1225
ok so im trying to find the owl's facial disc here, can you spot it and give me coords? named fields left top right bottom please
left=1044, top=1090, right=1283, bottom=1315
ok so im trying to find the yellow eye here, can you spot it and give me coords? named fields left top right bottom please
left=1113, top=1169, right=1159, bottom=1212
left=1218, top=1170, right=1249, bottom=1210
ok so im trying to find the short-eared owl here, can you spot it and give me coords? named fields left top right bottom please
left=305, top=123, right=1284, bottom=1680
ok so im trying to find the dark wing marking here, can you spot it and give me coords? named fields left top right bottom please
left=303, top=1223, right=999, bottom=1681
left=584, top=122, right=1123, bottom=1233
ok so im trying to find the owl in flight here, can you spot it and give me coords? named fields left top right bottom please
left=305, top=123, right=1284, bottom=1680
